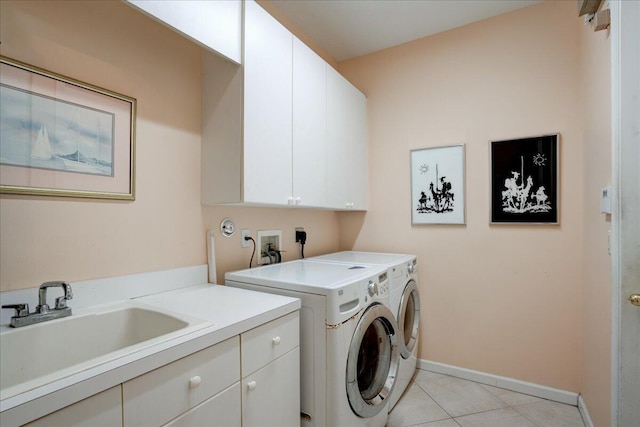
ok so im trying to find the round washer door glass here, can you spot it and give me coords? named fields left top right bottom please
left=346, top=303, right=399, bottom=418
left=398, top=279, right=420, bottom=359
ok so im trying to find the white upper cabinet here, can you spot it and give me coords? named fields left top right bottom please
left=243, top=0, right=293, bottom=205
left=125, top=0, right=242, bottom=63
left=326, top=66, right=368, bottom=210
left=292, top=37, right=327, bottom=207
left=201, top=0, right=367, bottom=210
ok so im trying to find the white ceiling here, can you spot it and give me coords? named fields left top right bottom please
left=270, top=0, right=543, bottom=61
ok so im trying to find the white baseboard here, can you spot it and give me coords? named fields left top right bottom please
left=578, top=395, right=595, bottom=427
left=418, top=359, right=579, bottom=406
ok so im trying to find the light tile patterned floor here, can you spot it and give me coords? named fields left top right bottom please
left=388, top=369, right=586, bottom=427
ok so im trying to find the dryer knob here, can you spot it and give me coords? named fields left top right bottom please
left=407, top=262, right=414, bottom=275
left=368, top=281, right=378, bottom=297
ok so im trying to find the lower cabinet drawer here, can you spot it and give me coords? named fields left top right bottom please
left=123, top=337, right=240, bottom=427
left=241, top=311, right=299, bottom=375
left=163, top=382, right=241, bottom=427
left=25, top=386, right=123, bottom=427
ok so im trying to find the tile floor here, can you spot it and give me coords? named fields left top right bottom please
left=388, top=369, right=586, bottom=427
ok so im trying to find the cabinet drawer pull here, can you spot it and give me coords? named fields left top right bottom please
left=272, top=336, right=281, bottom=345
left=189, top=376, right=202, bottom=389
left=247, top=380, right=257, bottom=391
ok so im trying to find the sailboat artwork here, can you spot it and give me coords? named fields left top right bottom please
left=491, top=135, right=559, bottom=224
left=411, top=145, right=466, bottom=225
left=0, top=83, right=114, bottom=177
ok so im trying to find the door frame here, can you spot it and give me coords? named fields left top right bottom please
left=610, top=1, right=640, bottom=425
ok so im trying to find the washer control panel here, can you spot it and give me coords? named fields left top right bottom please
left=359, top=270, right=391, bottom=303
left=361, top=271, right=389, bottom=299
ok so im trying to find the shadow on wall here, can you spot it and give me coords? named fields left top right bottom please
left=337, top=211, right=366, bottom=250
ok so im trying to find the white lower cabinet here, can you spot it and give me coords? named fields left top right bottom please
left=22, top=312, right=300, bottom=427
left=241, top=311, right=300, bottom=427
left=24, top=386, right=122, bottom=427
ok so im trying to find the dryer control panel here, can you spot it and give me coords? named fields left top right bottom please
left=365, top=271, right=390, bottom=299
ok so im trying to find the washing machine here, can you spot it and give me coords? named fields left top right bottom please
left=310, top=251, right=420, bottom=410
left=225, top=259, right=399, bottom=427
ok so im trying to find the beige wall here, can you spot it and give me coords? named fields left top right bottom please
left=338, top=1, right=584, bottom=392
left=0, top=0, right=613, bottom=415
left=0, top=0, right=205, bottom=290
left=579, top=10, right=612, bottom=427
left=0, top=0, right=340, bottom=291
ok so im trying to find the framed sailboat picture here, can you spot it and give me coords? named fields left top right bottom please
left=490, top=134, right=559, bottom=224
left=0, top=56, right=136, bottom=200
left=411, top=144, right=465, bottom=225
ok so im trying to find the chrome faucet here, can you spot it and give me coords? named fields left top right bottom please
left=38, top=281, right=73, bottom=313
left=2, top=281, right=73, bottom=328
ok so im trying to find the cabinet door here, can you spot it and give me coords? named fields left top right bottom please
left=25, top=386, right=122, bottom=427
left=242, top=348, right=300, bottom=427
left=326, top=66, right=353, bottom=209
left=345, top=82, right=368, bottom=210
left=326, top=66, right=368, bottom=210
left=243, top=0, right=293, bottom=205
left=126, top=0, right=242, bottom=63
left=292, top=37, right=327, bottom=208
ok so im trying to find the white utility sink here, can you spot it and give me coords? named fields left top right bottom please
left=0, top=303, right=208, bottom=401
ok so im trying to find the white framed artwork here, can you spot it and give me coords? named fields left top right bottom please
left=410, top=144, right=465, bottom=225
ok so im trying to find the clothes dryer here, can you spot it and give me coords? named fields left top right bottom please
left=310, top=251, right=420, bottom=410
left=225, top=260, right=399, bottom=427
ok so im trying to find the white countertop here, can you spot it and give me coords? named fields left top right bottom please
left=0, top=281, right=300, bottom=427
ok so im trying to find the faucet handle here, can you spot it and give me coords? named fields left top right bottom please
left=2, top=303, right=30, bottom=318
left=55, top=283, right=73, bottom=309
left=55, top=296, right=70, bottom=309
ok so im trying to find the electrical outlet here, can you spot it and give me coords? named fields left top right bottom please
left=257, top=230, right=282, bottom=265
left=241, top=229, right=251, bottom=248
left=295, top=227, right=304, bottom=242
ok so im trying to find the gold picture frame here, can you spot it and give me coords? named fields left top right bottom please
left=0, top=56, right=136, bottom=200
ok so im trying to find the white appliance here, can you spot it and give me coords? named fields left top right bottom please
left=225, top=260, right=399, bottom=427
left=310, top=251, right=420, bottom=410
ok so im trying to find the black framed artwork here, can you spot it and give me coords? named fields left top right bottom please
left=490, top=134, right=559, bottom=224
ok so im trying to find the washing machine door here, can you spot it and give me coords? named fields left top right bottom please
left=346, top=302, right=399, bottom=418
left=398, top=279, right=420, bottom=359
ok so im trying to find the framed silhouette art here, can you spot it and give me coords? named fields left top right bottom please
left=411, top=144, right=465, bottom=225
left=490, top=134, right=559, bottom=224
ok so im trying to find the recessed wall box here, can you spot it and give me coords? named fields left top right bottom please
left=257, top=230, right=282, bottom=265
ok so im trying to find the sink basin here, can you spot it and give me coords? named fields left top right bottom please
left=0, top=303, right=207, bottom=401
